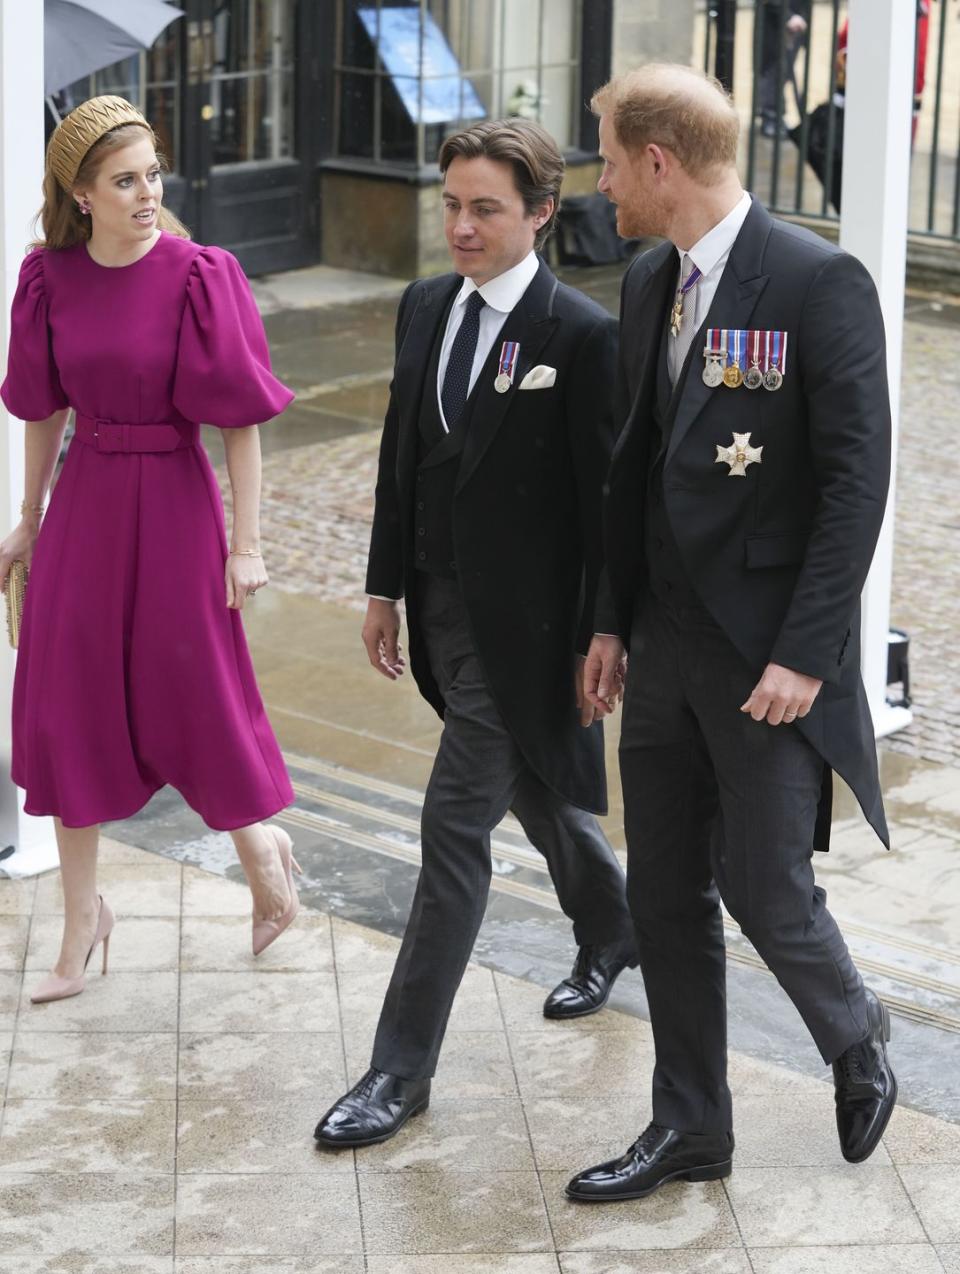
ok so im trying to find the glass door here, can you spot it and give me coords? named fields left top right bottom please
left=186, top=0, right=313, bottom=273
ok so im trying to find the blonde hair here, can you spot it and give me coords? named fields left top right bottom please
left=591, top=63, right=739, bottom=182
left=438, top=118, right=565, bottom=249
left=34, top=105, right=190, bottom=250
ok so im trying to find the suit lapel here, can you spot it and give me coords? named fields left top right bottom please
left=455, top=259, right=560, bottom=493
left=394, top=274, right=460, bottom=498
left=610, top=246, right=675, bottom=470
left=665, top=200, right=773, bottom=467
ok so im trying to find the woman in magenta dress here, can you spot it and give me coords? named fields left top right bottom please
left=0, top=96, right=300, bottom=1003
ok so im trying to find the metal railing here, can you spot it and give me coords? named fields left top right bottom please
left=697, top=1, right=960, bottom=243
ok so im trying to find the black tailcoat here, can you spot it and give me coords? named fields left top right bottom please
left=366, top=258, right=617, bottom=814
left=598, top=199, right=890, bottom=849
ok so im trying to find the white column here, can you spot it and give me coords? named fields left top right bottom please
left=0, top=0, right=57, bottom=869
left=839, top=0, right=914, bottom=737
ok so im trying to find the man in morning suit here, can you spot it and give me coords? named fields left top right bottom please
left=314, top=119, right=638, bottom=1148
left=566, top=65, right=896, bottom=1202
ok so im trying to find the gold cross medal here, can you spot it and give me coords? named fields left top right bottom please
left=716, top=432, right=762, bottom=477
left=671, top=262, right=702, bottom=337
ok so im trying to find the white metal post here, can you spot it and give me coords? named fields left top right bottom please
left=1, top=0, right=58, bottom=871
left=840, top=0, right=915, bottom=738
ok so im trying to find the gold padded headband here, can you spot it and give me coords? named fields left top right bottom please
left=47, top=95, right=154, bottom=192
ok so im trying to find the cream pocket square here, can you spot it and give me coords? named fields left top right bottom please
left=518, top=364, right=556, bottom=390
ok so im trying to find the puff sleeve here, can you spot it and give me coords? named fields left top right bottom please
left=0, top=250, right=69, bottom=421
left=173, top=245, right=294, bottom=427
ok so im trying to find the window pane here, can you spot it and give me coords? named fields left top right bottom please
left=209, top=0, right=296, bottom=166
left=541, top=0, right=577, bottom=66
left=540, top=65, right=576, bottom=149
left=337, top=70, right=376, bottom=159
left=146, top=85, right=179, bottom=172
left=501, top=0, right=541, bottom=70
left=210, top=69, right=294, bottom=165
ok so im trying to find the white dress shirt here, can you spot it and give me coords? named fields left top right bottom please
left=668, top=190, right=753, bottom=383
left=436, top=250, right=540, bottom=432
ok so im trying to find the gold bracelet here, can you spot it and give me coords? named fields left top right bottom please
left=229, top=549, right=262, bottom=557
left=20, top=501, right=44, bottom=518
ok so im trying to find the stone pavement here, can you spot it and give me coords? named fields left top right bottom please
left=2, top=841, right=959, bottom=1272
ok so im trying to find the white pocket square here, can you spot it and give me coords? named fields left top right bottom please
left=518, top=365, right=556, bottom=390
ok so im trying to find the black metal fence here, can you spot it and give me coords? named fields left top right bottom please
left=698, top=0, right=960, bottom=242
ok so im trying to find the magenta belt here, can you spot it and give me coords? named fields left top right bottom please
left=74, top=413, right=199, bottom=453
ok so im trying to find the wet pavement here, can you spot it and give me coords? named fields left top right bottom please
left=3, top=840, right=960, bottom=1270
left=117, top=256, right=960, bottom=1134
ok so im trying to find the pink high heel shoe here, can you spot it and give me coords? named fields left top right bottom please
left=252, top=825, right=302, bottom=956
left=30, top=895, right=115, bottom=1004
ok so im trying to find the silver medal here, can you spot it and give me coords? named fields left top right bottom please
left=494, top=372, right=511, bottom=394
left=702, top=357, right=724, bottom=388
left=763, top=366, right=783, bottom=392
left=743, top=365, right=763, bottom=390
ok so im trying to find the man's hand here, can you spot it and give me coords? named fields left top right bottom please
left=575, top=657, right=598, bottom=727
left=582, top=634, right=627, bottom=721
left=740, top=661, right=822, bottom=726
left=361, top=597, right=405, bottom=680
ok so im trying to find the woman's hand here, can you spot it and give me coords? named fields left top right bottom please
left=0, top=520, right=40, bottom=594
left=225, top=551, right=268, bottom=610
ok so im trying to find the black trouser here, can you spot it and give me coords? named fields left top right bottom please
left=371, top=575, right=636, bottom=1080
left=619, top=596, right=867, bottom=1134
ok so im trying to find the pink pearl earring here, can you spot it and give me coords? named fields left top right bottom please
left=76, top=199, right=91, bottom=215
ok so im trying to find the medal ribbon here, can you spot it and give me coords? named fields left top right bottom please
left=751, top=329, right=761, bottom=368
left=679, top=264, right=702, bottom=299
left=729, top=328, right=743, bottom=369
left=498, top=341, right=520, bottom=383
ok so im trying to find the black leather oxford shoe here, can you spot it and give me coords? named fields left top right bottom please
left=833, top=988, right=897, bottom=1163
left=543, top=943, right=636, bottom=1020
left=314, top=1068, right=431, bottom=1148
left=566, top=1123, right=734, bottom=1202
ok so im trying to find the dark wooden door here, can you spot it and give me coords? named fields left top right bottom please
left=179, top=0, right=314, bottom=274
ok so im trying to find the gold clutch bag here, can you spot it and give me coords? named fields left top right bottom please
left=4, top=560, right=28, bottom=648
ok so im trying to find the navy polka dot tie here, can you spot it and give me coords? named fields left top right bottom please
left=441, top=290, right=485, bottom=430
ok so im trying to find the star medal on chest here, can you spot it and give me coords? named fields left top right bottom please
left=716, top=431, right=762, bottom=476
left=723, top=327, right=744, bottom=388
left=716, top=432, right=762, bottom=477
left=743, top=329, right=764, bottom=390
left=495, top=340, right=520, bottom=393
left=670, top=262, right=702, bottom=337
left=702, top=328, right=726, bottom=388
left=763, top=329, right=786, bottom=391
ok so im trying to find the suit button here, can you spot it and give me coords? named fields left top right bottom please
left=417, top=473, right=424, bottom=483
left=418, top=551, right=426, bottom=561
left=417, top=527, right=425, bottom=536
left=417, top=501, right=424, bottom=510
left=449, top=561, right=457, bottom=571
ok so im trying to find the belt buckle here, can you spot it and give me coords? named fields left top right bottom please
left=94, top=420, right=124, bottom=452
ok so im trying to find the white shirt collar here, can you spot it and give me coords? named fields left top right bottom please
left=678, top=190, right=753, bottom=277
left=455, top=250, right=539, bottom=314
